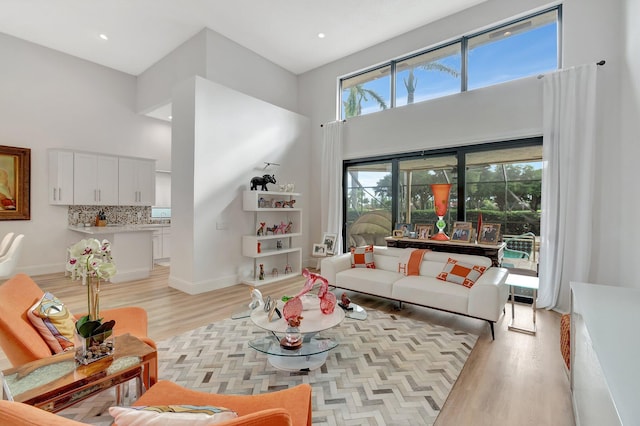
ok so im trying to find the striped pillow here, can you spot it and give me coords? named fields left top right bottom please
left=27, top=292, right=76, bottom=353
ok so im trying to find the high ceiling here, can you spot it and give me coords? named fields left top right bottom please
left=0, top=0, right=486, bottom=76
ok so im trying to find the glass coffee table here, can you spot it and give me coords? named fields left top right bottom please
left=249, top=297, right=345, bottom=371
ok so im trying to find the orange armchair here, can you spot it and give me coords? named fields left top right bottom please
left=0, top=382, right=313, bottom=426
left=0, top=273, right=157, bottom=386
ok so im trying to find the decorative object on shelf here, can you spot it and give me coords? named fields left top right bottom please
left=286, top=183, right=295, bottom=192
left=276, top=239, right=282, bottom=249
left=395, top=223, right=412, bottom=237
left=392, top=230, right=404, bottom=238
left=430, top=183, right=452, bottom=241
left=250, top=174, right=276, bottom=191
left=258, top=264, right=265, bottom=280
left=66, top=238, right=117, bottom=364
left=266, top=224, right=278, bottom=235
left=451, top=222, right=472, bottom=242
left=476, top=212, right=483, bottom=243
left=275, top=221, right=288, bottom=234
left=312, top=243, right=327, bottom=257
left=283, top=199, right=296, bottom=208
left=256, top=222, right=266, bottom=236
left=322, top=232, right=337, bottom=255
left=284, top=264, right=292, bottom=274
left=257, top=242, right=261, bottom=253
left=415, top=224, right=433, bottom=240
left=479, top=223, right=501, bottom=245
left=0, top=145, right=30, bottom=220
left=271, top=267, right=279, bottom=277
left=284, top=221, right=293, bottom=234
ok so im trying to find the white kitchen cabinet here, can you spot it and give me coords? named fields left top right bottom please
left=73, top=153, right=118, bottom=205
left=48, top=150, right=74, bottom=205
left=152, top=226, right=171, bottom=260
left=118, top=158, right=156, bottom=206
left=241, top=190, right=301, bottom=286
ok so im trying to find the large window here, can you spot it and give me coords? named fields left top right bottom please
left=395, top=44, right=461, bottom=107
left=339, top=7, right=560, bottom=119
left=341, top=65, right=391, bottom=119
left=467, top=10, right=559, bottom=90
left=343, top=139, right=542, bottom=270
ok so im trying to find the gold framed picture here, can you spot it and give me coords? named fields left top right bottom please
left=0, top=145, right=30, bottom=220
left=479, top=223, right=501, bottom=245
left=415, top=224, right=433, bottom=240
left=392, top=229, right=404, bottom=238
left=451, top=222, right=472, bottom=242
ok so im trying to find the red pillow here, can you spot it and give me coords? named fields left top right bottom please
left=350, top=245, right=375, bottom=268
left=436, top=258, right=486, bottom=288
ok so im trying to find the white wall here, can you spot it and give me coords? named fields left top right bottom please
left=0, top=33, right=171, bottom=276
left=299, top=0, right=632, bottom=288
left=137, top=28, right=299, bottom=116
left=169, top=77, right=310, bottom=294
left=618, top=0, right=640, bottom=288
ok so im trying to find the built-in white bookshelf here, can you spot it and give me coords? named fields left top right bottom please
left=241, top=190, right=302, bottom=286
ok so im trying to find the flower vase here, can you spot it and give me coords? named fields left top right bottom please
left=87, top=276, right=101, bottom=321
left=75, top=330, right=114, bottom=365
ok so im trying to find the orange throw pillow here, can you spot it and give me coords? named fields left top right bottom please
left=436, top=258, right=487, bottom=288
left=350, top=245, right=375, bottom=268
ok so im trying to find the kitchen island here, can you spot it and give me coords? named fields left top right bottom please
left=69, top=225, right=162, bottom=283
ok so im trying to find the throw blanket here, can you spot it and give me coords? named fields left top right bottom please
left=398, top=249, right=430, bottom=276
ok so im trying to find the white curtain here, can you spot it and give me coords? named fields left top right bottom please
left=538, top=64, right=598, bottom=312
left=320, top=121, right=344, bottom=254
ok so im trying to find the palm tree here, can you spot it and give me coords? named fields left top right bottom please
left=343, top=85, right=388, bottom=118
left=403, top=62, right=460, bottom=105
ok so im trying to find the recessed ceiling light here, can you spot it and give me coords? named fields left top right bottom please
left=168, top=115, right=172, bottom=120
left=317, top=33, right=326, bottom=39
left=504, top=31, right=512, bottom=36
left=99, top=34, right=109, bottom=41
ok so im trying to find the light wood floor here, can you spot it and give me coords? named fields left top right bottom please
left=1, top=266, right=575, bottom=425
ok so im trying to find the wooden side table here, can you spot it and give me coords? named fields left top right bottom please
left=1, top=333, right=156, bottom=413
left=506, top=274, right=539, bottom=335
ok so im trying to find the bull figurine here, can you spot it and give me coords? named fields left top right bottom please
left=250, top=174, right=276, bottom=191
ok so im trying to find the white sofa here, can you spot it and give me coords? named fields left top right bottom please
left=321, top=246, right=510, bottom=339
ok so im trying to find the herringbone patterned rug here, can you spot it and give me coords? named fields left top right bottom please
left=59, top=309, right=477, bottom=425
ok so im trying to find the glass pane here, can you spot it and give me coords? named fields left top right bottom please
left=345, top=163, right=392, bottom=249
left=395, top=43, right=461, bottom=107
left=397, top=155, right=458, bottom=235
left=465, top=145, right=542, bottom=238
left=468, top=9, right=558, bottom=90
left=341, top=65, right=391, bottom=119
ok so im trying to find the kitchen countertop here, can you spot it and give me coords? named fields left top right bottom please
left=69, top=224, right=170, bottom=235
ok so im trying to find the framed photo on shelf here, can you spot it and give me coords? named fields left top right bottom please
left=451, top=222, right=472, bottom=242
left=392, top=230, right=404, bottom=238
left=415, top=224, right=433, bottom=240
left=0, top=145, right=30, bottom=220
left=395, top=223, right=412, bottom=237
left=322, top=232, right=337, bottom=255
left=312, top=243, right=327, bottom=257
left=479, top=223, right=501, bottom=245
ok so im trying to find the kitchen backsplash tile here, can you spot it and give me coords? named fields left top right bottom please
left=68, top=205, right=155, bottom=226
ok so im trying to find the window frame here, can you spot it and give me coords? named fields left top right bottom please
left=341, top=137, right=543, bottom=253
left=338, top=5, right=561, bottom=120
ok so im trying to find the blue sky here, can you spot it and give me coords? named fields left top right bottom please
left=342, top=21, right=557, bottom=117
